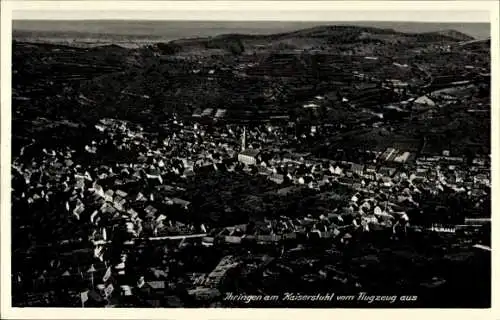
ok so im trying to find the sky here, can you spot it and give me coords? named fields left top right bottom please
left=13, top=10, right=491, bottom=23
left=10, top=1, right=493, bottom=41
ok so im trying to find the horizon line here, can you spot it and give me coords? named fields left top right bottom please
left=12, top=19, right=491, bottom=24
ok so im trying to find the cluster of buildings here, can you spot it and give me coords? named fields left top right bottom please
left=12, top=97, right=490, bottom=306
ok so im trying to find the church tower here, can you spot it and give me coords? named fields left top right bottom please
left=241, top=127, right=246, bottom=151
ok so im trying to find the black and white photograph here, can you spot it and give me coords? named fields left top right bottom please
left=1, top=0, right=498, bottom=316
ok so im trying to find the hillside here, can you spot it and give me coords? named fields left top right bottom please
left=431, top=29, right=475, bottom=41
left=12, top=24, right=489, bottom=130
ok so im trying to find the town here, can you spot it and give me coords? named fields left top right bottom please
left=11, top=23, right=491, bottom=308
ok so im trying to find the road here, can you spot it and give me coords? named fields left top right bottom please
left=92, top=233, right=208, bottom=245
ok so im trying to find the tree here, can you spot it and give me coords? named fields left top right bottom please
left=157, top=42, right=182, bottom=55
left=228, top=40, right=245, bottom=56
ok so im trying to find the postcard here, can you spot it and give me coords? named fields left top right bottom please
left=1, top=1, right=498, bottom=319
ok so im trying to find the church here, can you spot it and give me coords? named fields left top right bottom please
left=237, top=127, right=260, bottom=166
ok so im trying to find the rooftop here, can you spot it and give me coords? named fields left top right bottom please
left=239, top=149, right=260, bottom=158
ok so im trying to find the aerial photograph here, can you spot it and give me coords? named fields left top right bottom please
left=10, top=17, right=491, bottom=308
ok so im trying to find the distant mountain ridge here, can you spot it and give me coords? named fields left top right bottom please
left=13, top=22, right=479, bottom=49
left=429, top=29, right=476, bottom=41
left=172, top=24, right=475, bottom=43
left=156, top=24, right=477, bottom=55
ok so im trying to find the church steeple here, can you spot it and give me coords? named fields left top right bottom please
left=241, top=127, right=246, bottom=151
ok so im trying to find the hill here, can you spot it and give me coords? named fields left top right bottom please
left=457, top=38, right=490, bottom=52
left=430, top=29, right=475, bottom=41
left=153, top=25, right=477, bottom=56
left=12, top=24, right=490, bottom=127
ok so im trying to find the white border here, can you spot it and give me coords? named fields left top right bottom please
left=1, top=1, right=499, bottom=319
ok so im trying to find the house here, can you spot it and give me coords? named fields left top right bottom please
left=364, top=172, right=376, bottom=181
left=147, top=281, right=166, bottom=293
left=269, top=173, right=285, bottom=184
left=92, top=183, right=105, bottom=198
left=298, top=175, right=313, bottom=185
left=393, top=152, right=411, bottom=163
left=257, top=166, right=272, bottom=176
left=351, top=163, right=365, bottom=176
left=338, top=177, right=355, bottom=187
left=365, top=165, right=377, bottom=173
left=378, top=166, right=397, bottom=177
left=113, top=196, right=126, bottom=211
left=283, top=232, right=297, bottom=240
left=146, top=167, right=163, bottom=183
left=276, top=186, right=296, bottom=196
left=116, top=190, right=128, bottom=198
left=201, top=108, right=214, bottom=117
left=409, top=173, right=426, bottom=183
left=202, top=236, right=215, bottom=247
left=256, top=234, right=281, bottom=243
left=224, top=236, right=242, bottom=244
left=332, top=166, right=343, bottom=175
left=381, top=176, right=393, bottom=187
left=100, top=202, right=117, bottom=215
left=136, top=192, right=147, bottom=202
left=352, top=182, right=363, bottom=190
left=182, top=168, right=195, bottom=178
left=144, top=205, right=158, bottom=218
left=238, top=149, right=260, bottom=166
left=414, top=95, right=436, bottom=107
left=171, top=198, right=191, bottom=210
left=104, top=190, right=114, bottom=202
left=214, top=109, right=227, bottom=118
left=416, top=167, right=428, bottom=174
left=380, top=148, right=397, bottom=162
left=464, top=217, right=490, bottom=225
left=204, top=256, right=239, bottom=287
